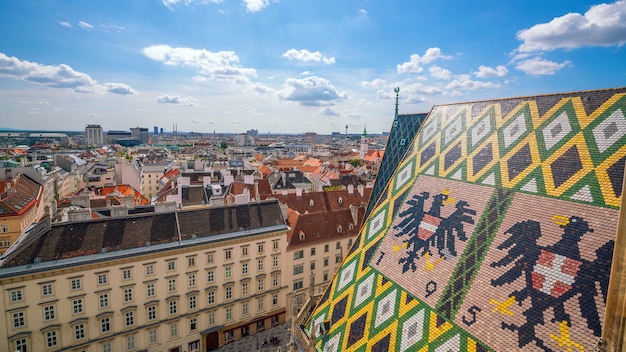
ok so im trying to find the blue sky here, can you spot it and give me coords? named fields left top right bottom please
left=1, top=0, right=625, bottom=135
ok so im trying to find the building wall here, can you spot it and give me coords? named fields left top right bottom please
left=0, top=229, right=289, bottom=352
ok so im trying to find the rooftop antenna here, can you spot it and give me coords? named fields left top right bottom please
left=393, top=87, right=400, bottom=128
left=345, top=124, right=348, bottom=136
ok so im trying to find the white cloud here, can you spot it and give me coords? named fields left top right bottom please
left=282, top=49, right=335, bottom=64
left=360, top=79, right=386, bottom=89
left=515, top=57, right=572, bottom=76
left=105, top=83, right=137, bottom=95
left=445, top=74, right=501, bottom=90
left=156, top=95, right=197, bottom=105
left=0, top=52, right=135, bottom=94
left=320, top=107, right=340, bottom=117
left=276, top=76, right=347, bottom=106
left=78, top=21, right=93, bottom=29
left=429, top=65, right=452, bottom=80
left=143, top=45, right=257, bottom=79
left=517, top=0, right=626, bottom=52
left=162, top=0, right=223, bottom=10
left=358, top=9, right=367, bottom=15
left=243, top=0, right=270, bottom=12
left=397, top=47, right=452, bottom=73
left=474, top=65, right=508, bottom=78
left=59, top=21, right=72, bottom=28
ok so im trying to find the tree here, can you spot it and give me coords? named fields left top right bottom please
left=348, top=159, right=362, bottom=168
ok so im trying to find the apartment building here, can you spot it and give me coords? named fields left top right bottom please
left=0, top=174, right=43, bottom=254
left=0, top=200, right=289, bottom=352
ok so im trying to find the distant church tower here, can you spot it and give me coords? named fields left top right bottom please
left=359, top=124, right=368, bottom=159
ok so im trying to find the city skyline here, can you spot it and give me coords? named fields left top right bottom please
left=1, top=0, right=625, bottom=134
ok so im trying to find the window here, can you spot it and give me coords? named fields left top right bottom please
left=225, top=267, right=232, bottom=279
left=311, top=247, right=316, bottom=256
left=207, top=270, right=214, bottom=283
left=242, top=302, right=249, bottom=315
left=13, top=338, right=28, bottom=352
left=294, top=265, right=304, bottom=275
left=242, top=282, right=249, bottom=295
left=207, top=252, right=214, bottom=263
left=188, top=256, right=196, bottom=267
left=125, top=311, right=135, bottom=326
left=310, top=262, right=316, bottom=270
left=46, top=331, right=58, bottom=348
left=74, top=323, right=85, bottom=340
left=226, top=307, right=232, bottom=320
left=100, top=317, right=111, bottom=333
left=122, top=268, right=132, bottom=280
left=257, top=259, right=264, bottom=271
left=293, top=281, right=303, bottom=290
left=324, top=258, right=329, bottom=267
left=272, top=274, right=279, bottom=287
left=257, top=278, right=265, bottom=291
left=225, top=286, right=232, bottom=300
left=124, top=288, right=133, bottom=302
left=242, top=246, right=248, bottom=256
left=43, top=305, right=55, bottom=321
left=273, top=256, right=279, bottom=268
left=242, top=263, right=248, bottom=275
left=1, top=224, right=8, bottom=232
left=167, top=260, right=176, bottom=271
left=273, top=241, right=279, bottom=250
left=189, top=295, right=197, bottom=310
left=225, top=249, right=232, bottom=260
left=145, top=265, right=154, bottom=276
left=70, top=278, right=82, bottom=290
left=294, top=250, right=304, bottom=260
left=169, top=300, right=178, bottom=315
left=324, top=244, right=329, bottom=253
left=190, top=317, right=198, bottom=331
left=10, top=289, right=23, bottom=302
left=258, top=243, right=264, bottom=253
left=324, top=272, right=329, bottom=281
left=146, top=283, right=155, bottom=297
left=12, top=311, right=25, bottom=328
left=102, top=342, right=112, bottom=352
left=170, top=323, right=179, bottom=338
left=336, top=255, right=341, bottom=264
left=188, top=274, right=196, bottom=287
left=147, top=305, right=157, bottom=320
left=149, top=329, right=158, bottom=344
left=126, top=335, right=136, bottom=351
left=273, top=294, right=279, bottom=306
left=257, top=297, right=264, bottom=311
left=208, top=311, right=215, bottom=325
left=73, top=299, right=84, bottom=314
left=337, top=225, right=343, bottom=233
left=348, top=238, right=353, bottom=247
left=208, top=291, right=215, bottom=305
left=1, top=238, right=9, bottom=247
left=42, top=283, right=53, bottom=296
left=168, top=278, right=177, bottom=292
left=336, top=241, right=341, bottom=250
left=97, top=273, right=108, bottom=285
left=99, top=293, right=109, bottom=308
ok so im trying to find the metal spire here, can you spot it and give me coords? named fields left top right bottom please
left=393, top=87, right=400, bottom=121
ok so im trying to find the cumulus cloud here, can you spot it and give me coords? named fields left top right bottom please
left=320, top=107, right=340, bottom=117
left=244, top=0, right=270, bottom=12
left=78, top=21, right=93, bottom=29
left=105, top=83, right=137, bottom=95
left=474, top=65, right=508, bottom=78
left=0, top=52, right=135, bottom=94
left=429, top=65, right=452, bottom=80
left=276, top=76, right=347, bottom=106
left=517, top=0, right=626, bottom=52
left=156, top=95, right=197, bottom=105
left=515, top=57, right=572, bottom=76
left=143, top=45, right=257, bottom=80
left=445, top=74, right=501, bottom=90
left=397, top=47, right=452, bottom=73
left=282, top=49, right=335, bottom=64
left=360, top=79, right=386, bottom=89
left=59, top=21, right=72, bottom=28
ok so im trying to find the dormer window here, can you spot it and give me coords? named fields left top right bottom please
left=338, top=197, right=343, bottom=205
left=299, top=231, right=306, bottom=240
left=337, top=225, right=342, bottom=233
left=309, top=199, right=314, bottom=207
left=349, top=223, right=354, bottom=230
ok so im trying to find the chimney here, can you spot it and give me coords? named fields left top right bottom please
left=155, top=201, right=177, bottom=213
left=296, top=188, right=302, bottom=197
left=357, top=184, right=364, bottom=197
left=68, top=208, right=91, bottom=222
left=347, top=184, right=354, bottom=194
left=71, top=195, right=90, bottom=208
left=120, top=196, right=135, bottom=208
left=110, top=205, right=128, bottom=218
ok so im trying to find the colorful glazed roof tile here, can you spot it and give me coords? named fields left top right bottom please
left=307, top=88, right=626, bottom=352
